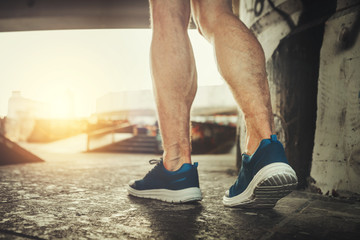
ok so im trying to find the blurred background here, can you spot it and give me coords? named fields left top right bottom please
left=0, top=29, right=238, bottom=155
left=0, top=0, right=239, bottom=165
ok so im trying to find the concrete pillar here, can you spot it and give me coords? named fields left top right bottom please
left=236, top=0, right=338, bottom=189
left=310, top=2, right=360, bottom=197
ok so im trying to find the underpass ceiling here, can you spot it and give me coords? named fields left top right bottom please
left=0, top=0, right=153, bottom=31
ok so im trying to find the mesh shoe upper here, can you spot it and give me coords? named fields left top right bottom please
left=129, top=159, right=200, bottom=191
left=228, top=135, right=289, bottom=197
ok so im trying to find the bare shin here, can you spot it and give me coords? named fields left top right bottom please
left=150, top=0, right=197, bottom=171
left=192, top=0, right=274, bottom=154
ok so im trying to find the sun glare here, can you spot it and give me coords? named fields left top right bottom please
left=0, top=29, right=223, bottom=118
left=47, top=89, right=73, bottom=119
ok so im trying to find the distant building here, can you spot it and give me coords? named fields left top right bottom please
left=7, top=91, right=48, bottom=119
left=96, top=89, right=156, bottom=114
left=96, top=84, right=238, bottom=125
left=191, top=84, right=238, bottom=125
left=96, top=89, right=157, bottom=125
left=5, top=91, right=48, bottom=141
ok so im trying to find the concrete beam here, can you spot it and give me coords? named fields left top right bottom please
left=0, top=0, right=151, bottom=31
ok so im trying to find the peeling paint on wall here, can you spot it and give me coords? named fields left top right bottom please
left=311, top=6, right=360, bottom=196
left=236, top=0, right=338, bottom=189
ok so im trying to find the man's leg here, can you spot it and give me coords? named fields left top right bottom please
left=127, top=0, right=202, bottom=203
left=191, top=0, right=297, bottom=208
left=150, top=0, right=197, bottom=171
left=191, top=0, right=273, bottom=155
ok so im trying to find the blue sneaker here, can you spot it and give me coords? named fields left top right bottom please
left=223, top=135, right=298, bottom=208
left=127, top=159, right=202, bottom=203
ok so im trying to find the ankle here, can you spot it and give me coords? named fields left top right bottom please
left=245, top=132, right=272, bottom=155
left=244, top=116, right=273, bottom=155
left=163, top=156, right=191, bottom=171
left=245, top=138, right=261, bottom=155
left=162, top=142, right=191, bottom=171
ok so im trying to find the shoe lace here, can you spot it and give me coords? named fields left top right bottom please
left=149, top=158, right=162, bottom=165
left=144, top=158, right=163, bottom=179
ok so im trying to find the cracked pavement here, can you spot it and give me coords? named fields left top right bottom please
left=0, top=149, right=360, bottom=239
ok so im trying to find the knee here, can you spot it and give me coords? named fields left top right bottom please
left=191, top=4, right=214, bottom=39
left=150, top=1, right=190, bottom=31
left=191, top=0, right=233, bottom=40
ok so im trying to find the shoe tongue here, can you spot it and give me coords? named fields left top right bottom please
left=270, top=134, right=277, bottom=142
left=242, top=154, right=251, bottom=162
left=240, top=154, right=252, bottom=166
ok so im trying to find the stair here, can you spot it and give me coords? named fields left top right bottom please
left=93, top=134, right=161, bottom=154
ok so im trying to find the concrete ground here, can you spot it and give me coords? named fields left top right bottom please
left=0, top=148, right=360, bottom=239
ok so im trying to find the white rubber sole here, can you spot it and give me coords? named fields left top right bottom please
left=127, top=186, right=202, bottom=203
left=223, top=162, right=298, bottom=208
